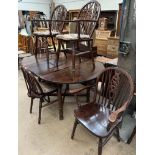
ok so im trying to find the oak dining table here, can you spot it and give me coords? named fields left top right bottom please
left=21, top=53, right=105, bottom=120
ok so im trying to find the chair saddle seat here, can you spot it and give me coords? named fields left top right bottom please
left=39, top=81, right=58, bottom=94
left=28, top=80, right=58, bottom=98
left=74, top=103, right=111, bottom=137
left=33, top=30, right=59, bottom=36
left=56, top=33, right=90, bottom=41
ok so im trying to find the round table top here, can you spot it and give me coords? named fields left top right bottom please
left=21, top=53, right=105, bottom=84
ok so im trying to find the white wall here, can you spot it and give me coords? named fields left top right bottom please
left=55, top=0, right=123, bottom=11
left=18, top=0, right=123, bottom=18
left=18, top=0, right=52, bottom=19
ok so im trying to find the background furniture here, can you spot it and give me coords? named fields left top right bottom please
left=32, top=5, right=67, bottom=56
left=56, top=0, right=101, bottom=69
left=107, top=37, right=119, bottom=58
left=116, top=3, right=122, bottom=36
left=94, top=30, right=111, bottom=56
left=21, top=66, right=58, bottom=124
left=70, top=67, right=134, bottom=155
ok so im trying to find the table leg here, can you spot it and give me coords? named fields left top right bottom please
left=56, top=40, right=61, bottom=68
left=58, top=84, right=63, bottom=120
left=72, top=43, right=76, bottom=71
left=35, top=36, right=38, bottom=56
left=86, top=87, right=90, bottom=103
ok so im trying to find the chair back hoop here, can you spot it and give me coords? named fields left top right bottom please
left=51, top=5, right=67, bottom=33
left=21, top=67, right=43, bottom=96
left=76, top=0, right=101, bottom=37
left=94, top=67, right=134, bottom=115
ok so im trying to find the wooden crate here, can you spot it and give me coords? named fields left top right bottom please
left=94, top=38, right=108, bottom=56
left=95, top=30, right=111, bottom=40
left=107, top=37, right=119, bottom=58
left=98, top=17, right=108, bottom=30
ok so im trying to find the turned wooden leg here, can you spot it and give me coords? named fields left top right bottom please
left=88, top=40, right=95, bottom=68
left=72, top=51, right=75, bottom=71
left=30, top=97, right=34, bottom=114
left=72, top=43, right=76, bottom=71
left=127, top=127, right=136, bottom=144
left=71, top=119, right=78, bottom=139
left=47, top=96, right=50, bottom=103
left=56, top=40, right=61, bottom=68
left=35, top=36, right=38, bottom=56
left=62, top=84, right=68, bottom=106
left=61, top=42, right=67, bottom=59
left=116, top=127, right=120, bottom=142
left=58, top=85, right=63, bottom=120
left=98, top=138, right=103, bottom=155
left=51, top=36, right=56, bottom=52
left=86, top=88, right=90, bottom=103
left=38, top=98, right=43, bottom=124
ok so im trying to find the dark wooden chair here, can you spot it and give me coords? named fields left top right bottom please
left=70, top=67, right=134, bottom=155
left=21, top=66, right=58, bottom=124
left=32, top=5, right=67, bottom=55
left=56, top=0, right=101, bottom=69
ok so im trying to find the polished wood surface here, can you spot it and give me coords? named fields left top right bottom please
left=32, top=5, right=67, bottom=55
left=71, top=67, right=134, bottom=155
left=21, top=67, right=58, bottom=124
left=21, top=53, right=105, bottom=84
left=56, top=0, right=101, bottom=69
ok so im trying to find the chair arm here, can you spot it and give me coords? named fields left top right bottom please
left=69, top=84, right=96, bottom=94
left=108, top=102, right=128, bottom=123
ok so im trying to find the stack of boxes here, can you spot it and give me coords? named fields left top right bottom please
left=107, top=37, right=119, bottom=58
left=94, top=18, right=119, bottom=58
left=94, top=30, right=111, bottom=56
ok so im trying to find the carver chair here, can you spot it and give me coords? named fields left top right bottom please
left=32, top=5, right=67, bottom=56
left=21, top=66, right=59, bottom=124
left=70, top=67, right=134, bottom=155
left=56, top=0, right=101, bottom=69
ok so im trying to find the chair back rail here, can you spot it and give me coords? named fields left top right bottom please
left=94, top=67, right=134, bottom=114
left=50, top=5, right=67, bottom=33
left=21, top=67, right=43, bottom=96
left=76, top=0, right=101, bottom=37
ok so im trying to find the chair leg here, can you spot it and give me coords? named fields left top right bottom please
left=38, top=98, right=43, bottom=124
left=56, top=41, right=61, bottom=68
left=30, top=97, right=34, bottom=114
left=115, top=127, right=120, bottom=142
left=88, top=40, right=95, bottom=68
left=61, top=42, right=67, bottom=59
left=71, top=119, right=78, bottom=139
left=62, top=84, right=68, bottom=106
left=50, top=36, right=56, bottom=52
left=86, top=88, right=90, bottom=103
left=98, top=138, right=103, bottom=155
left=47, top=96, right=50, bottom=103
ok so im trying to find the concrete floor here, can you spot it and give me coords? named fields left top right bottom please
left=18, top=71, right=136, bottom=155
